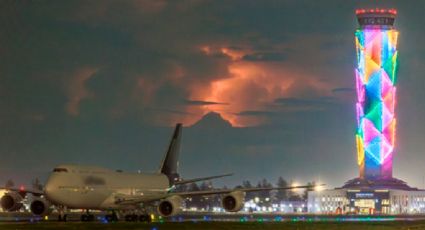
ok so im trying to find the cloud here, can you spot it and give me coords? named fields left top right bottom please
left=183, top=99, right=228, bottom=106
left=237, top=110, right=276, bottom=116
left=0, top=0, right=356, bottom=130
left=274, top=97, right=339, bottom=111
left=191, top=111, right=233, bottom=129
left=65, top=68, right=97, bottom=116
left=243, top=52, right=286, bottom=62
left=332, top=87, right=355, bottom=93
left=150, top=108, right=196, bottom=116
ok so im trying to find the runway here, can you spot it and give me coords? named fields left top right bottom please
left=1, top=211, right=425, bottom=223
left=1, top=219, right=425, bottom=230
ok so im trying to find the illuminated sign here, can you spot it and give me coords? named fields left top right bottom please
left=355, top=193, right=374, bottom=198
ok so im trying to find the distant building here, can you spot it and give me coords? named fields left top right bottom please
left=308, top=8, right=425, bottom=215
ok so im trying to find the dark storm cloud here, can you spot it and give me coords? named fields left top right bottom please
left=149, top=108, right=196, bottom=116
left=243, top=52, right=286, bottom=62
left=237, top=110, right=277, bottom=117
left=1, top=0, right=425, bottom=189
left=332, top=87, right=355, bottom=93
left=183, top=100, right=228, bottom=106
left=274, top=97, right=339, bottom=108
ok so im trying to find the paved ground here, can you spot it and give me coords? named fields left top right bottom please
left=1, top=213, right=425, bottom=229
left=1, top=221, right=425, bottom=230
left=2, top=212, right=425, bottom=222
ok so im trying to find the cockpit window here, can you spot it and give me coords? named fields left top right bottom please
left=53, top=168, right=68, bottom=172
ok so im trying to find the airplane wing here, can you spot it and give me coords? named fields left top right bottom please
left=173, top=173, right=233, bottom=186
left=172, top=184, right=323, bottom=197
left=0, top=186, right=44, bottom=196
left=114, top=184, right=323, bottom=205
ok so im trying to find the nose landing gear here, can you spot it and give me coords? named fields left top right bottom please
left=57, top=206, right=68, bottom=222
left=104, top=211, right=118, bottom=222
left=81, top=209, right=95, bottom=222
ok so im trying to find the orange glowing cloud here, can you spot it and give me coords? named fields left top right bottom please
left=132, top=43, right=338, bottom=127
left=181, top=43, right=338, bottom=126
left=187, top=48, right=334, bottom=127
left=65, top=68, right=97, bottom=116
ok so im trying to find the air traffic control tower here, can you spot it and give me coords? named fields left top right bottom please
left=343, top=8, right=407, bottom=189
left=354, top=9, right=398, bottom=180
left=308, top=9, right=425, bottom=215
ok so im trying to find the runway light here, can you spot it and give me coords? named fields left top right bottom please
left=315, top=184, right=325, bottom=192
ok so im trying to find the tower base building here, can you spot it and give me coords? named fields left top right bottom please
left=308, top=179, right=425, bottom=215
left=308, top=8, right=425, bottom=215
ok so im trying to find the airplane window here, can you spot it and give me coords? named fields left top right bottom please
left=53, top=168, right=68, bottom=172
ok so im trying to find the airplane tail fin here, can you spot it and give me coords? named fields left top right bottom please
left=159, top=123, right=182, bottom=185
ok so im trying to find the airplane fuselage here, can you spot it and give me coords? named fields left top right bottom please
left=44, top=165, right=170, bottom=210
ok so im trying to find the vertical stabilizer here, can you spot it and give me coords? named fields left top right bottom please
left=159, top=123, right=182, bottom=185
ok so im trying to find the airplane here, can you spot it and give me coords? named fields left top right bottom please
left=0, top=124, right=320, bottom=222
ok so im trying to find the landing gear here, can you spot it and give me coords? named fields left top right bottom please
left=139, top=214, right=152, bottom=223
left=58, top=206, right=68, bottom=222
left=58, top=214, right=68, bottom=222
left=123, top=213, right=151, bottom=222
left=81, top=214, right=95, bottom=222
left=124, top=214, right=138, bottom=222
left=105, top=211, right=118, bottom=222
left=81, top=209, right=95, bottom=222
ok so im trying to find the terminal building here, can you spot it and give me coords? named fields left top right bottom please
left=308, top=8, right=425, bottom=215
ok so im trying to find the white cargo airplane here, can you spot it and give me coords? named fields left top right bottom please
left=0, top=124, right=318, bottom=222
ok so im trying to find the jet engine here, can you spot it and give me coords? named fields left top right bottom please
left=222, top=191, right=245, bottom=212
left=30, top=197, right=51, bottom=216
left=0, top=192, right=23, bottom=211
left=157, top=195, right=183, bottom=217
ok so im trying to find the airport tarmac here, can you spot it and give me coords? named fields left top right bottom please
left=1, top=212, right=425, bottom=229
left=2, top=211, right=425, bottom=223
left=1, top=219, right=425, bottom=230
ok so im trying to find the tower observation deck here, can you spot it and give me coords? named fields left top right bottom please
left=356, top=8, right=397, bottom=28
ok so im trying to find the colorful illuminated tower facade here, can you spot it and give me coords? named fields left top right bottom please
left=355, top=9, right=398, bottom=180
left=308, top=9, right=425, bottom=215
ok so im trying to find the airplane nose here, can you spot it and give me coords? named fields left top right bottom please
left=44, top=179, right=55, bottom=197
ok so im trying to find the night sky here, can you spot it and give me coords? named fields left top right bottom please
left=1, top=0, right=425, bottom=189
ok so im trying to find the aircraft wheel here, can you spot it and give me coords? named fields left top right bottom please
left=81, top=214, right=88, bottom=222
left=87, top=214, right=95, bottom=221
left=125, top=214, right=138, bottom=222
left=59, top=214, right=68, bottom=222
left=105, top=215, right=113, bottom=222
left=125, top=215, right=131, bottom=222
left=139, top=214, right=151, bottom=223
left=106, top=214, right=118, bottom=222
left=112, top=212, right=118, bottom=222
